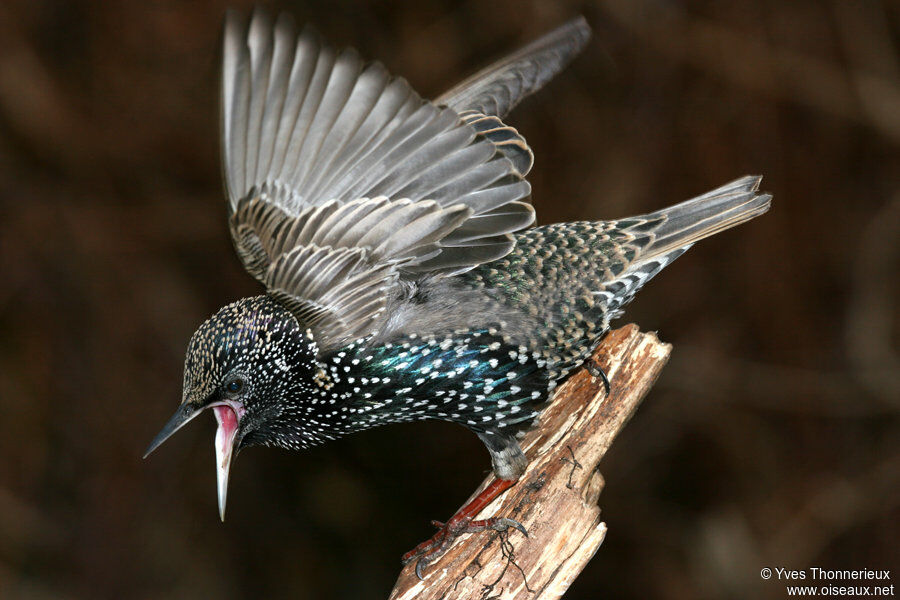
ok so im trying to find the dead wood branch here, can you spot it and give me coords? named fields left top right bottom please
left=389, top=324, right=672, bottom=599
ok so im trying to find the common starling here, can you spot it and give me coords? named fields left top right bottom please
left=145, top=9, right=771, bottom=577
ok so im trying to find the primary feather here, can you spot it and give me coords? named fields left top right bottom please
left=436, top=17, right=591, bottom=176
left=220, top=10, right=556, bottom=349
left=435, top=17, right=591, bottom=118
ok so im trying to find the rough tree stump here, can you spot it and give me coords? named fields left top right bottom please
left=389, top=324, right=671, bottom=599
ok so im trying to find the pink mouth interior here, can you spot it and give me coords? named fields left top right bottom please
left=214, top=405, right=239, bottom=465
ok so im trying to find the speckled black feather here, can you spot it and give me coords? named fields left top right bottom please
left=185, top=296, right=549, bottom=451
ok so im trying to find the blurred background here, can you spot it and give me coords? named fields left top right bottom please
left=0, top=0, right=897, bottom=598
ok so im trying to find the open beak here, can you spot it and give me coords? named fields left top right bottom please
left=144, top=400, right=245, bottom=521
left=212, top=403, right=242, bottom=521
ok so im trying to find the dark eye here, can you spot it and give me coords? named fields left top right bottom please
left=225, top=378, right=244, bottom=394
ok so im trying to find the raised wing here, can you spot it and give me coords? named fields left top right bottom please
left=435, top=17, right=591, bottom=175
left=221, top=10, right=541, bottom=349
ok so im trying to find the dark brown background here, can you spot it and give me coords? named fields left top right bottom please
left=1, top=1, right=897, bottom=598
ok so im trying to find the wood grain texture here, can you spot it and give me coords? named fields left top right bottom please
left=390, top=324, right=672, bottom=599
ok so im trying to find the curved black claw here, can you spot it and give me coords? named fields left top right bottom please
left=586, top=358, right=611, bottom=396
left=491, top=517, right=528, bottom=538
left=415, top=557, right=429, bottom=580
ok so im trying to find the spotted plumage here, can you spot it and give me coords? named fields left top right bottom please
left=183, top=296, right=548, bottom=453
left=145, top=9, right=771, bottom=572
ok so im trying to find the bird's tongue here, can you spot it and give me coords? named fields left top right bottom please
left=213, top=405, right=239, bottom=521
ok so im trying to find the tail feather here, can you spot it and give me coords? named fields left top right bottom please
left=624, top=175, right=771, bottom=263
left=453, top=176, right=770, bottom=374
left=595, top=175, right=771, bottom=321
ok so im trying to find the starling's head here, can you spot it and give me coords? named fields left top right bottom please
left=144, top=294, right=320, bottom=519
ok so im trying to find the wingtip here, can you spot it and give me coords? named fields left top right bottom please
left=747, top=174, right=763, bottom=191
left=223, top=7, right=285, bottom=43
left=221, top=8, right=245, bottom=44
left=222, top=7, right=241, bottom=25
left=542, top=16, right=592, bottom=58
left=569, top=15, right=593, bottom=43
left=249, top=5, right=271, bottom=24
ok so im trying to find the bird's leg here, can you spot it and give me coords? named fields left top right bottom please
left=401, top=477, right=526, bottom=578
